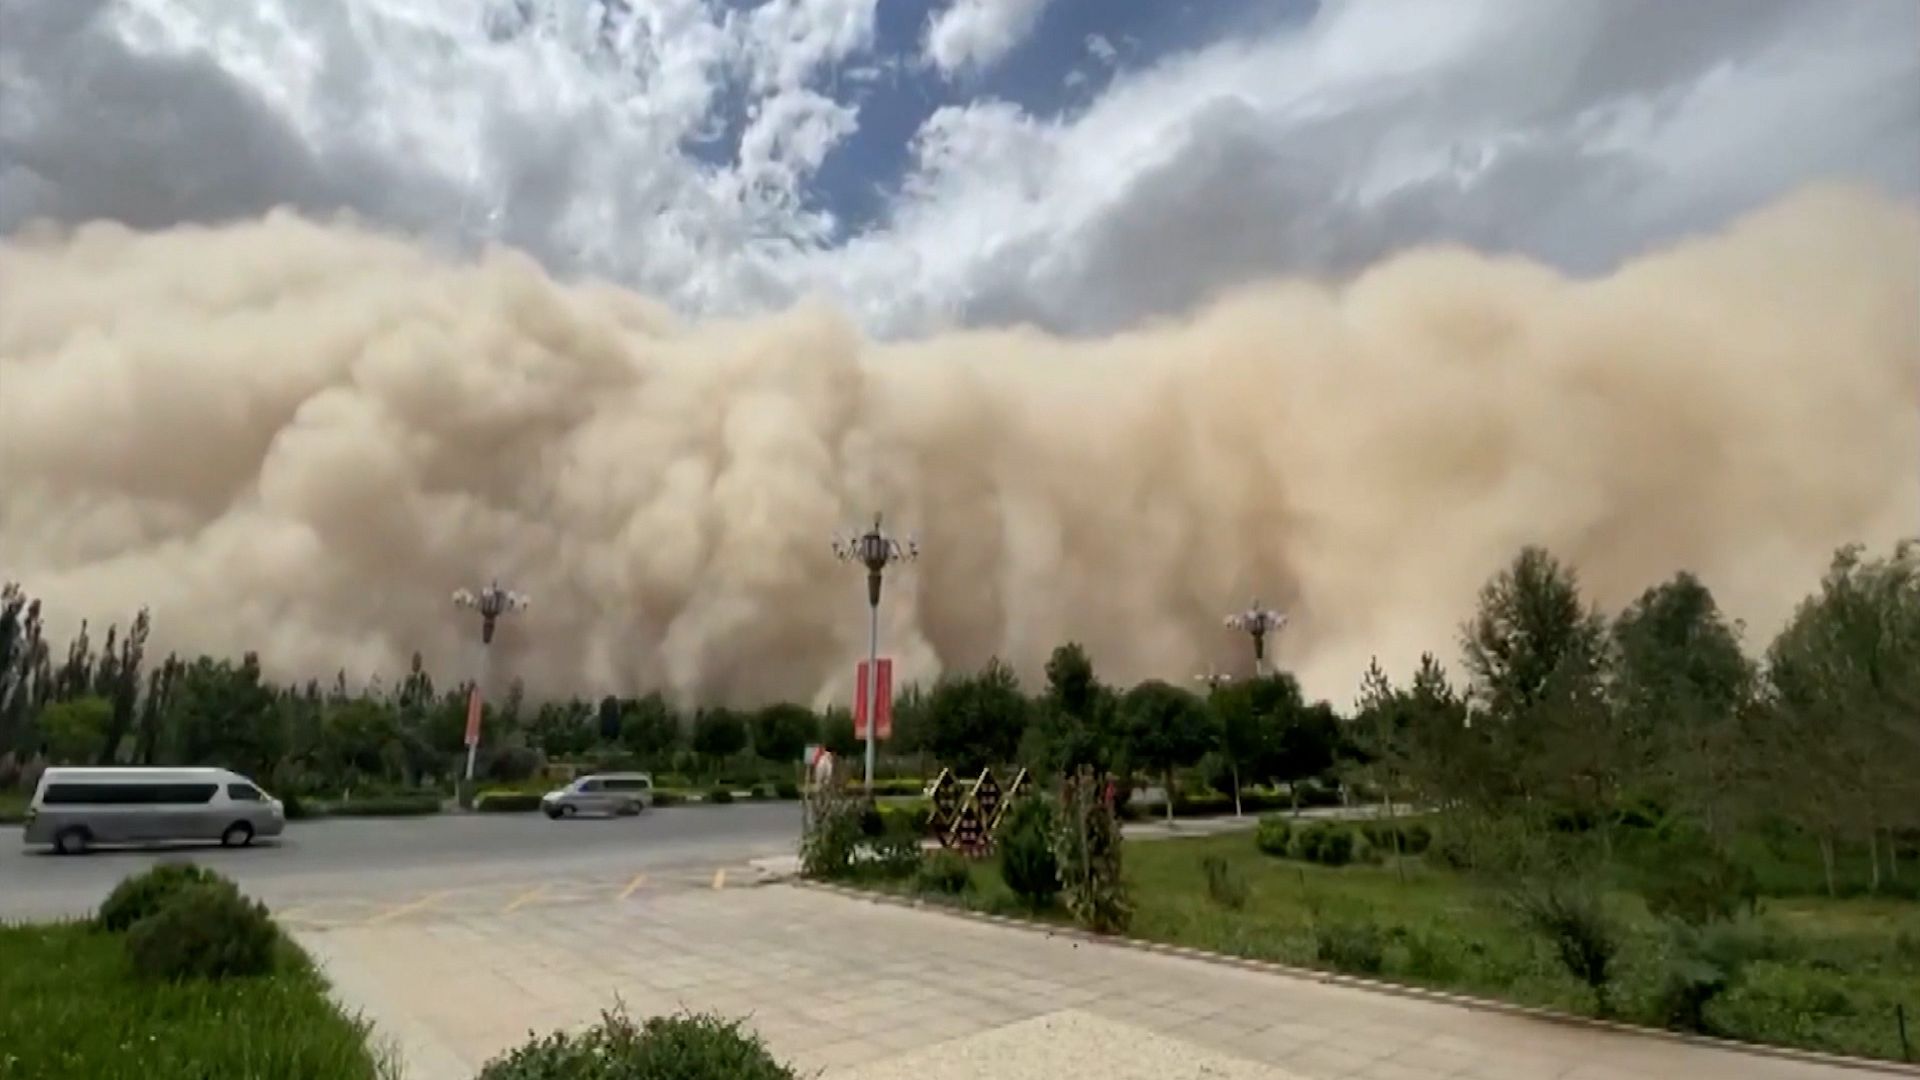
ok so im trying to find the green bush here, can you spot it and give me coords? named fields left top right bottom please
left=1317, top=828, right=1356, bottom=867
left=1294, top=824, right=1327, bottom=862
left=1201, top=854, right=1249, bottom=911
left=1641, top=833, right=1760, bottom=926
left=652, top=790, right=686, bottom=807
left=1254, top=815, right=1291, bottom=857
left=998, top=797, right=1060, bottom=910
left=1507, top=878, right=1620, bottom=1014
left=479, top=1008, right=795, bottom=1080
left=773, top=781, right=800, bottom=800
left=1052, top=767, right=1131, bottom=933
left=868, top=821, right=923, bottom=881
left=323, top=794, right=442, bottom=816
left=1314, top=920, right=1385, bottom=975
left=706, top=788, right=735, bottom=805
left=799, top=789, right=866, bottom=881
left=914, top=850, right=974, bottom=896
left=126, top=881, right=280, bottom=981
left=1400, top=822, right=1433, bottom=854
left=98, top=863, right=224, bottom=934
left=475, top=792, right=544, bottom=813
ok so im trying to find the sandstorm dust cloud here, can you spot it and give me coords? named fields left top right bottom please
left=1, top=185, right=1916, bottom=708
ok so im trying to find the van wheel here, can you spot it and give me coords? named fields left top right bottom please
left=54, top=827, right=91, bottom=856
left=557, top=804, right=577, bottom=819
left=221, top=822, right=254, bottom=848
left=617, top=800, right=642, bottom=816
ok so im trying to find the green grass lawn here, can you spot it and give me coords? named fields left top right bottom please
left=0, top=922, right=394, bottom=1080
left=879, top=833, right=1920, bottom=1063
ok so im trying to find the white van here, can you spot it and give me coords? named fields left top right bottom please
left=23, top=767, right=286, bottom=855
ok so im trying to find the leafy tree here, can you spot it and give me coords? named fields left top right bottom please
left=38, top=695, right=111, bottom=764
left=1764, top=541, right=1920, bottom=894
left=922, top=658, right=1028, bottom=774
left=751, top=703, right=817, bottom=765
left=93, top=609, right=149, bottom=764
left=597, top=695, right=623, bottom=743
left=1120, top=679, right=1216, bottom=823
left=0, top=584, right=50, bottom=753
left=691, top=708, right=748, bottom=774
left=166, top=653, right=284, bottom=780
left=819, top=706, right=859, bottom=759
left=1611, top=573, right=1754, bottom=840
left=619, top=693, right=681, bottom=763
left=1024, top=643, right=1123, bottom=777
left=1461, top=546, right=1611, bottom=815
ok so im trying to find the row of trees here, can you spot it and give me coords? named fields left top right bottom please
left=4, top=539, right=1914, bottom=888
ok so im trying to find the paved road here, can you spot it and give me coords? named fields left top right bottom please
left=0, top=802, right=802, bottom=921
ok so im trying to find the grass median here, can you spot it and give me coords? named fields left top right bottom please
left=861, top=830, right=1920, bottom=1064
left=0, top=917, right=392, bottom=1080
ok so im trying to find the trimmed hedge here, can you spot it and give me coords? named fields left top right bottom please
left=475, top=792, right=544, bottom=813
left=319, top=794, right=443, bottom=817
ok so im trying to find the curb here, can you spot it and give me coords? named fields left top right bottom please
left=789, top=879, right=1919, bottom=1078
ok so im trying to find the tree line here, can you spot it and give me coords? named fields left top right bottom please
left=3, top=538, right=1914, bottom=893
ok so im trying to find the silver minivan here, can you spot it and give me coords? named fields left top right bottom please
left=541, top=772, right=654, bottom=818
left=24, top=767, right=287, bottom=854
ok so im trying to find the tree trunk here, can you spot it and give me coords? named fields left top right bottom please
left=1819, top=832, right=1838, bottom=898
left=1231, top=762, right=1242, bottom=818
left=1164, top=767, right=1175, bottom=825
left=1869, top=829, right=1882, bottom=894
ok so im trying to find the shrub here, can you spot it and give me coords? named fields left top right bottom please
left=97, top=862, right=224, bottom=933
left=799, top=788, right=866, bottom=881
left=1318, top=829, right=1356, bottom=867
left=475, top=792, right=544, bottom=813
left=479, top=1008, right=795, bottom=1080
left=484, top=746, right=544, bottom=784
left=324, top=794, right=442, bottom=816
left=1295, top=824, right=1328, bottom=862
left=1507, top=878, right=1620, bottom=1014
left=1255, top=815, right=1291, bottom=857
left=125, top=881, right=280, bottom=981
left=1201, top=854, right=1249, bottom=911
left=652, top=790, right=686, bottom=807
left=1052, top=767, right=1131, bottom=933
left=867, top=821, right=923, bottom=881
left=998, top=797, right=1060, bottom=910
left=1400, top=822, right=1433, bottom=855
left=915, top=850, right=974, bottom=896
left=279, top=792, right=316, bottom=820
left=773, top=780, right=800, bottom=800
left=1314, top=920, right=1385, bottom=975
left=1641, top=832, right=1759, bottom=926
left=706, top=788, right=735, bottom=805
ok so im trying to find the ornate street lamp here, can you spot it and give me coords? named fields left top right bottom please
left=1224, top=599, right=1287, bottom=677
left=452, top=580, right=528, bottom=785
left=832, top=513, right=917, bottom=793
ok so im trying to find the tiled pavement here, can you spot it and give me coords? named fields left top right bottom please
left=294, top=881, right=1900, bottom=1080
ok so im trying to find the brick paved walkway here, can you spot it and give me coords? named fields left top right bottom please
left=297, top=882, right=1903, bottom=1080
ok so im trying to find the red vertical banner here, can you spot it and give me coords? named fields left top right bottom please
left=853, top=658, right=894, bottom=740
left=464, top=686, right=484, bottom=748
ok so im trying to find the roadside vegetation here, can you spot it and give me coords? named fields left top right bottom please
left=0, top=865, right=393, bottom=1080
left=800, top=540, right=1920, bottom=1065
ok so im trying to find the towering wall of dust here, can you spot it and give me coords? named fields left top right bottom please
left=2, top=185, right=1916, bottom=707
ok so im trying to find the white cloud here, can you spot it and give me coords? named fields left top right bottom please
left=923, top=0, right=1052, bottom=78
left=2, top=0, right=1915, bottom=341
left=816, top=0, right=1920, bottom=335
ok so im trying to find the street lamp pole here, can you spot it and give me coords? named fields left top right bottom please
left=1224, top=599, right=1287, bottom=677
left=832, top=513, right=917, bottom=795
left=452, top=579, right=528, bottom=786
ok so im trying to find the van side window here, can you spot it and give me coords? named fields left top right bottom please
left=227, top=783, right=263, bottom=801
left=42, top=782, right=217, bottom=805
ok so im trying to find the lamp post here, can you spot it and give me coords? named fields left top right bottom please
left=1225, top=599, right=1287, bottom=677
left=1194, top=668, right=1241, bottom=815
left=832, top=513, right=917, bottom=794
left=452, top=579, right=527, bottom=786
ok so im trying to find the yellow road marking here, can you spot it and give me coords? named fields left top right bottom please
left=367, top=890, right=452, bottom=925
left=503, top=884, right=551, bottom=914
left=711, top=868, right=727, bottom=890
left=619, top=874, right=648, bottom=900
